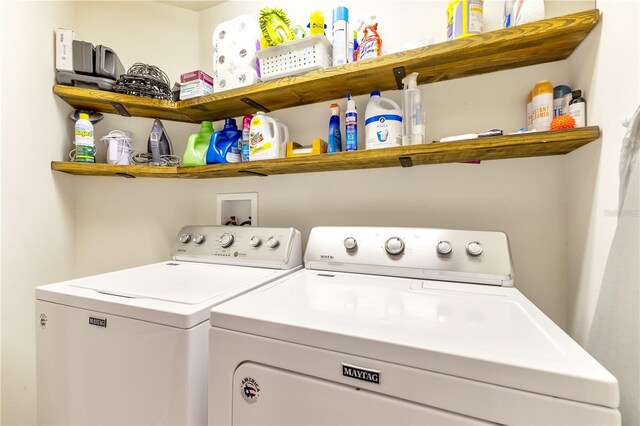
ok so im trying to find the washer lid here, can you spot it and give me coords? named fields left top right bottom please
left=210, top=269, right=619, bottom=408
left=37, top=261, right=296, bottom=328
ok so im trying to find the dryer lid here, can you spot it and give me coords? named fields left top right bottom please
left=210, top=269, right=619, bottom=409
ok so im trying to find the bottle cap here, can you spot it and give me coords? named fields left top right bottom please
left=79, top=113, right=89, bottom=120
left=224, top=118, right=237, bottom=127
left=572, top=90, right=582, bottom=98
left=333, top=6, right=349, bottom=22
left=330, top=103, right=339, bottom=108
left=370, top=91, right=381, bottom=97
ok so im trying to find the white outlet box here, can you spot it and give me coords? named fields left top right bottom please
left=216, top=193, right=258, bottom=226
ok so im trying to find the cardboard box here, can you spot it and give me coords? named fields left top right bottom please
left=179, top=80, right=214, bottom=100
left=180, top=70, right=213, bottom=86
left=55, top=28, right=75, bottom=72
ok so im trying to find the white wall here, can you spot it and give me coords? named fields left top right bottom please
left=566, top=0, right=640, bottom=344
left=0, top=2, right=77, bottom=425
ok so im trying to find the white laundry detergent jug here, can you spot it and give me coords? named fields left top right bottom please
left=365, top=91, right=402, bottom=149
left=249, top=112, right=289, bottom=161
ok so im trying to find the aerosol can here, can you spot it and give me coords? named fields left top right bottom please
left=401, top=72, right=425, bottom=146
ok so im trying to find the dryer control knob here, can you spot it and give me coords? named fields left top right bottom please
left=436, top=240, right=453, bottom=255
left=179, top=233, right=191, bottom=244
left=193, top=234, right=206, bottom=245
left=250, top=236, right=262, bottom=247
left=266, top=236, right=279, bottom=249
left=344, top=237, right=357, bottom=251
left=385, top=237, right=405, bottom=255
left=466, top=241, right=483, bottom=256
left=219, top=233, right=234, bottom=248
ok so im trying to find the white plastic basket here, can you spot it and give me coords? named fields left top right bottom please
left=256, top=35, right=332, bottom=81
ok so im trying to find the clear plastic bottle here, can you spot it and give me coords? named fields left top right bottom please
left=401, top=72, right=425, bottom=146
left=74, top=113, right=94, bottom=162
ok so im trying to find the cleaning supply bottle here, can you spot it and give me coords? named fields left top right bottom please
left=447, top=0, right=484, bottom=40
left=74, top=113, right=95, bottom=162
left=249, top=112, right=289, bottom=160
left=553, top=85, right=572, bottom=118
left=401, top=72, right=425, bottom=146
left=241, top=114, right=253, bottom=162
left=206, top=118, right=242, bottom=164
left=332, top=7, right=349, bottom=66
left=183, top=121, right=214, bottom=166
left=365, top=91, right=402, bottom=149
left=531, top=80, right=553, bottom=131
left=345, top=94, right=358, bottom=151
left=308, top=11, right=326, bottom=36
left=328, top=103, right=342, bottom=153
left=526, top=90, right=533, bottom=130
left=568, top=90, right=586, bottom=128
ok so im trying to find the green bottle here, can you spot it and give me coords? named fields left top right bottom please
left=183, top=121, right=214, bottom=167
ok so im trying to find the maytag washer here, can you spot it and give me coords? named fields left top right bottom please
left=36, top=226, right=302, bottom=425
left=209, top=226, right=620, bottom=425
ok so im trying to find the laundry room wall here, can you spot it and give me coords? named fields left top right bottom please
left=565, top=0, right=640, bottom=345
left=1, top=2, right=77, bottom=424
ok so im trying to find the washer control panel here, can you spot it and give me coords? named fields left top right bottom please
left=304, top=227, right=513, bottom=286
left=172, top=226, right=303, bottom=269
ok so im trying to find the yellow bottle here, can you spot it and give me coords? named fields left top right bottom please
left=531, top=80, right=553, bottom=131
left=309, top=11, right=325, bottom=36
left=447, top=0, right=484, bottom=40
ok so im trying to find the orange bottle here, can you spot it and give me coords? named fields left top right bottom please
left=531, top=80, right=553, bottom=131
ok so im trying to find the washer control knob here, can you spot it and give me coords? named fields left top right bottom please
left=266, top=236, right=280, bottom=249
left=385, top=237, right=405, bottom=255
left=436, top=240, right=453, bottom=255
left=344, top=237, right=357, bottom=251
left=219, top=233, right=234, bottom=248
left=193, top=234, right=206, bottom=245
left=250, top=236, right=262, bottom=247
left=179, top=233, right=191, bottom=244
left=466, top=241, right=483, bottom=256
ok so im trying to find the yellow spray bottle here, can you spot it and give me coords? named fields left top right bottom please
left=308, top=11, right=326, bottom=36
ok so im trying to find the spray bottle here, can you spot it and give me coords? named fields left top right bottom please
left=345, top=94, right=358, bottom=151
left=328, top=103, right=342, bottom=152
left=401, top=72, right=425, bottom=146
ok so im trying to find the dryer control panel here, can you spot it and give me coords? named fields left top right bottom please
left=304, top=227, right=514, bottom=286
left=172, top=226, right=302, bottom=270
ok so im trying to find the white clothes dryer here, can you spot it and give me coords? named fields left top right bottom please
left=36, top=226, right=302, bottom=425
left=209, top=226, right=620, bottom=425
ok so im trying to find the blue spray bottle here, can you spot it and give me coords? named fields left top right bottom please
left=328, top=103, right=342, bottom=152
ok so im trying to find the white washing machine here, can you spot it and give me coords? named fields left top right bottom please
left=209, top=226, right=620, bottom=425
left=36, top=225, right=302, bottom=425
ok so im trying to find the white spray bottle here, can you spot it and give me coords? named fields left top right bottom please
left=401, top=72, right=425, bottom=146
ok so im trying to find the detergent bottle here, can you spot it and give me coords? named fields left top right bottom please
left=183, top=121, right=214, bottom=167
left=401, top=72, right=425, bottom=146
left=249, top=112, right=289, bottom=161
left=206, top=118, right=242, bottom=164
left=365, top=91, right=402, bottom=149
left=74, top=113, right=95, bottom=162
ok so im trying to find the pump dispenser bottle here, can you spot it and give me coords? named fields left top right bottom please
left=401, top=72, right=425, bottom=145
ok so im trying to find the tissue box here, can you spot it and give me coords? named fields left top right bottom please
left=180, top=80, right=213, bottom=100
left=180, top=70, right=214, bottom=86
left=286, top=139, right=328, bottom=157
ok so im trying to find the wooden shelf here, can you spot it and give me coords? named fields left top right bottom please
left=53, top=9, right=600, bottom=123
left=51, top=127, right=600, bottom=179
